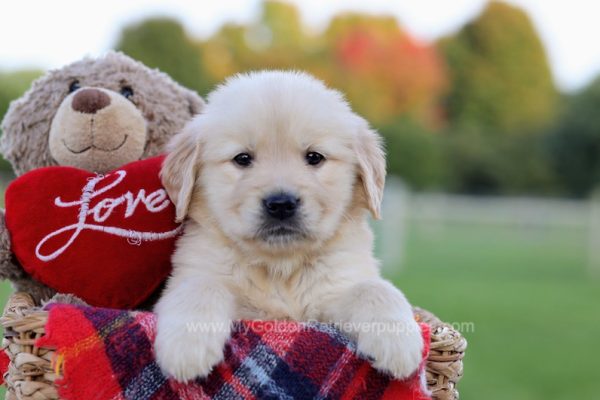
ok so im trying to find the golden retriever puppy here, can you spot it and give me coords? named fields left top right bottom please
left=155, top=71, right=423, bottom=382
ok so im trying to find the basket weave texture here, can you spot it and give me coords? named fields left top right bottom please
left=1, top=293, right=466, bottom=400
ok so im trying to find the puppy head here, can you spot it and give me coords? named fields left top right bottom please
left=162, top=71, right=385, bottom=253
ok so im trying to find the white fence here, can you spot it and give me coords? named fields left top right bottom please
left=375, top=178, right=599, bottom=276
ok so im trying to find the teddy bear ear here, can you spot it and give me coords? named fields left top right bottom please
left=0, top=71, right=59, bottom=174
left=185, top=91, right=205, bottom=117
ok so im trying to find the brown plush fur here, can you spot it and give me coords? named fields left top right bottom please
left=0, top=51, right=204, bottom=305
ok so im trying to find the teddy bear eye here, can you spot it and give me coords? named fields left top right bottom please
left=68, top=80, right=81, bottom=93
left=120, top=86, right=134, bottom=99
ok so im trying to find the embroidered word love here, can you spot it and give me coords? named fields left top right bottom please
left=35, top=170, right=181, bottom=261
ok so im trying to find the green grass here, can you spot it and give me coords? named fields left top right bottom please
left=0, top=222, right=597, bottom=399
left=385, top=222, right=600, bottom=400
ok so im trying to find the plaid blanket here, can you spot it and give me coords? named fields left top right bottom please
left=35, top=304, right=431, bottom=400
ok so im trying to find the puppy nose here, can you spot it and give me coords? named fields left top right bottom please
left=263, top=193, right=300, bottom=220
left=71, top=88, right=111, bottom=114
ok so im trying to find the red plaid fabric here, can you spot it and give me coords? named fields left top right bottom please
left=32, top=304, right=431, bottom=400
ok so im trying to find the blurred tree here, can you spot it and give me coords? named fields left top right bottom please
left=443, top=131, right=558, bottom=195
left=380, top=118, right=445, bottom=189
left=322, top=14, right=447, bottom=127
left=200, top=24, right=249, bottom=82
left=439, top=1, right=557, bottom=134
left=260, top=0, right=303, bottom=49
left=115, top=18, right=211, bottom=95
left=0, top=70, right=43, bottom=171
left=547, top=78, right=600, bottom=197
left=0, top=70, right=42, bottom=125
left=201, top=3, right=447, bottom=128
left=200, top=0, right=315, bottom=83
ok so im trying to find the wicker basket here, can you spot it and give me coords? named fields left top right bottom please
left=1, top=293, right=466, bottom=400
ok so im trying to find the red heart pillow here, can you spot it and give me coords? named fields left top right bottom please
left=5, top=156, right=180, bottom=309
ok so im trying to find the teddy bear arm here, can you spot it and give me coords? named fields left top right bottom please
left=0, top=208, right=56, bottom=304
left=0, top=208, right=18, bottom=281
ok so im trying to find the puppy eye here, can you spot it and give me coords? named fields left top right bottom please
left=120, top=86, right=134, bottom=99
left=306, top=151, right=325, bottom=166
left=68, top=80, right=81, bottom=93
left=233, top=153, right=253, bottom=167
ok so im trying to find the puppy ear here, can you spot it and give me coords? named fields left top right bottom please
left=161, top=122, right=201, bottom=222
left=354, top=122, right=386, bottom=219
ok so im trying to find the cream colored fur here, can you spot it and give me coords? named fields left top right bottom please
left=155, top=71, right=423, bottom=382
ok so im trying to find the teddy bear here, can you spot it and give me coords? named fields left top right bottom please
left=0, top=51, right=204, bottom=305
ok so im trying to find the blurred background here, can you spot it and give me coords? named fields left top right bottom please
left=1, top=0, right=599, bottom=398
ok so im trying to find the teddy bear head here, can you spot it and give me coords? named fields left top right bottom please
left=1, top=51, right=204, bottom=174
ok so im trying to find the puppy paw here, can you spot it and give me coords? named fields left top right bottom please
left=356, top=318, right=424, bottom=380
left=154, top=318, right=230, bottom=382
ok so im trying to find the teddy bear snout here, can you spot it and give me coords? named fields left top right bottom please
left=71, top=88, right=111, bottom=114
